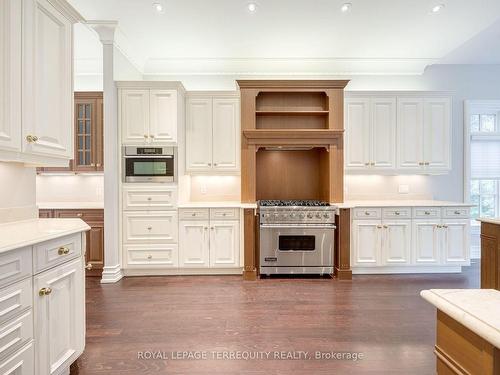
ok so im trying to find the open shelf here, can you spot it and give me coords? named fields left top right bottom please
left=256, top=110, right=329, bottom=116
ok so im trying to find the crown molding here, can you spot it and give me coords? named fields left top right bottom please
left=48, top=0, right=84, bottom=23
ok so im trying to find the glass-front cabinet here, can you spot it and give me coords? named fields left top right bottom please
left=74, top=92, right=103, bottom=171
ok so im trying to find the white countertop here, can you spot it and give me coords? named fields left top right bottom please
left=421, top=289, right=500, bottom=348
left=0, top=219, right=90, bottom=254
left=334, top=200, right=474, bottom=208
left=178, top=201, right=257, bottom=209
left=37, top=202, right=104, bottom=209
left=477, top=218, right=500, bottom=225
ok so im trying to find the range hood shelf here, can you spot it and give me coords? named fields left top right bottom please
left=243, top=129, right=343, bottom=146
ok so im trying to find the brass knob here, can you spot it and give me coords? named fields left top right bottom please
left=147, top=255, right=152, bottom=260
left=208, top=163, right=212, bottom=166
left=395, top=212, right=400, bottom=216
left=454, top=210, right=460, bottom=215
left=39, top=287, right=52, bottom=296
left=204, top=227, right=208, bottom=230
left=192, top=213, right=196, bottom=217
left=58, top=247, right=70, bottom=255
left=144, top=134, right=148, bottom=139
left=85, top=263, right=93, bottom=270
left=364, top=211, right=370, bottom=216
left=383, top=225, right=388, bottom=229
left=147, top=226, right=152, bottom=230
left=96, top=163, right=101, bottom=167
left=26, top=135, right=36, bottom=143
left=424, top=211, right=431, bottom=215
left=222, top=213, right=227, bottom=216
left=149, top=134, right=155, bottom=138
left=211, top=227, right=214, bottom=230
left=443, top=225, right=448, bottom=229
left=370, top=162, right=375, bottom=166
left=377, top=225, right=383, bottom=229
left=147, top=197, right=152, bottom=201
left=418, top=162, right=424, bottom=166
left=364, top=162, right=370, bottom=166
left=214, top=163, right=218, bottom=166
left=424, top=162, right=430, bottom=166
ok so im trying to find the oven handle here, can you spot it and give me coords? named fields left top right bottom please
left=260, top=224, right=336, bottom=229
left=124, top=155, right=173, bottom=159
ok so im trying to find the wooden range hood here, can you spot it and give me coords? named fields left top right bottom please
left=238, top=80, right=349, bottom=204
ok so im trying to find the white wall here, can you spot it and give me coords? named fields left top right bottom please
left=36, top=174, right=104, bottom=203
left=145, top=64, right=500, bottom=202
left=0, top=163, right=37, bottom=222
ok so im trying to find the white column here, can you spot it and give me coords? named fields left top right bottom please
left=88, top=21, right=123, bottom=283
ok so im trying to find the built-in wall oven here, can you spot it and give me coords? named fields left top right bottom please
left=259, top=200, right=336, bottom=276
left=123, top=146, right=176, bottom=183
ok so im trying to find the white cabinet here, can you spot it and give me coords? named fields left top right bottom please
left=209, top=221, right=239, bottom=268
left=179, top=221, right=210, bottom=267
left=382, top=220, right=411, bottom=265
left=442, top=219, right=469, bottom=264
left=120, top=88, right=178, bottom=145
left=123, top=211, right=178, bottom=244
left=0, top=0, right=22, bottom=153
left=412, top=220, right=441, bottom=264
left=186, top=94, right=240, bottom=173
left=397, top=97, right=451, bottom=172
left=34, top=257, right=84, bottom=375
left=345, top=97, right=396, bottom=170
left=0, top=342, right=34, bottom=375
left=352, top=220, right=381, bottom=266
left=178, top=208, right=240, bottom=269
left=0, top=0, right=80, bottom=165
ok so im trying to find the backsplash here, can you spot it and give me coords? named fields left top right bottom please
left=345, top=175, right=434, bottom=200
left=36, top=174, right=104, bottom=203
left=0, top=162, right=37, bottom=222
left=189, top=175, right=241, bottom=202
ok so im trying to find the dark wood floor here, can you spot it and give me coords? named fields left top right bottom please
left=72, top=262, right=480, bottom=375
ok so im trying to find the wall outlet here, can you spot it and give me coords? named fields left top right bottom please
left=398, top=184, right=410, bottom=194
left=200, top=183, right=207, bottom=195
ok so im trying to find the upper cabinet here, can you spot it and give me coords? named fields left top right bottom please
left=0, top=0, right=82, bottom=165
left=120, top=87, right=179, bottom=145
left=186, top=93, right=240, bottom=173
left=345, top=93, right=451, bottom=174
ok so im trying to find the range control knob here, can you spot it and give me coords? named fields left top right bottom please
left=307, top=213, right=313, bottom=219
left=316, top=213, right=322, bottom=219
left=323, top=213, right=330, bottom=219
left=274, top=213, right=279, bottom=218
left=299, top=213, right=305, bottom=219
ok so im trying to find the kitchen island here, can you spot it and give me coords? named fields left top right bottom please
left=479, top=218, right=500, bottom=290
left=421, top=289, right=500, bottom=374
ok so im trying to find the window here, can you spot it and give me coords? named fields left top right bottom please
left=471, top=114, right=497, bottom=133
left=470, top=180, right=499, bottom=219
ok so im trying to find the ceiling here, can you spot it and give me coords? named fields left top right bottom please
left=69, top=0, right=500, bottom=76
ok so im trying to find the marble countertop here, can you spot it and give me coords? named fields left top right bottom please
left=477, top=218, right=500, bottom=225
left=37, top=202, right=104, bottom=209
left=0, top=218, right=90, bottom=254
left=421, top=289, right=500, bottom=348
left=334, top=200, right=474, bottom=208
left=178, top=201, right=257, bottom=209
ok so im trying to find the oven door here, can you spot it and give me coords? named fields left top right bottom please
left=124, top=156, right=175, bottom=182
left=259, top=224, right=334, bottom=268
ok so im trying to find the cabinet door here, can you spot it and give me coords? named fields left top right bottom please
left=74, top=93, right=103, bottom=172
left=34, top=257, right=84, bottom=375
left=121, top=89, right=150, bottom=144
left=382, top=220, right=411, bottom=265
left=209, top=220, right=239, bottom=268
left=86, top=222, right=104, bottom=275
left=186, top=98, right=213, bottom=171
left=0, top=342, right=34, bottom=375
left=442, top=219, right=469, bottom=264
left=150, top=90, right=177, bottom=144
left=345, top=98, right=370, bottom=169
left=179, top=221, right=210, bottom=267
left=352, top=220, right=381, bottom=266
left=0, top=0, right=22, bottom=153
left=371, top=97, right=396, bottom=169
left=397, top=98, right=424, bottom=170
left=413, top=220, right=441, bottom=264
left=212, top=98, right=239, bottom=171
left=423, top=98, right=451, bottom=170
left=23, top=0, right=73, bottom=159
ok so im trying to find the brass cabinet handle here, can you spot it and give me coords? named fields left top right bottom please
left=424, top=211, right=431, bottom=215
left=192, top=213, right=196, bottom=217
left=149, top=134, right=155, bottom=138
left=147, top=197, right=152, bottom=201
left=147, top=226, right=152, bottom=231
left=144, top=134, right=148, bottom=139
left=208, top=163, right=212, bottom=167
left=364, top=211, right=370, bottom=216
left=210, top=227, right=214, bottom=230
left=418, top=162, right=424, bottom=166
left=147, top=255, right=152, bottom=260
left=395, top=211, right=400, bottom=216
left=370, top=162, right=375, bottom=166
left=442, top=224, right=448, bottom=228
left=364, top=162, right=370, bottom=166
left=26, top=135, right=38, bottom=143
left=424, top=162, right=430, bottom=166
left=214, top=163, right=218, bottom=166
left=39, top=287, right=52, bottom=296
left=85, top=263, right=93, bottom=270
left=58, top=247, right=70, bottom=255
left=204, top=227, right=208, bottom=230
left=383, top=225, right=388, bottom=229
left=454, top=210, right=461, bottom=215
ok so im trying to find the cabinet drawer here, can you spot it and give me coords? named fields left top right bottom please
left=123, top=187, right=177, bottom=211
left=125, top=244, right=178, bottom=267
left=179, top=208, right=210, bottom=220
left=210, top=208, right=239, bottom=220
left=33, top=234, right=82, bottom=273
left=382, top=207, right=412, bottom=219
left=353, top=208, right=382, bottom=219
left=123, top=211, right=178, bottom=243
left=0, top=342, right=34, bottom=375
left=413, top=207, right=441, bottom=219
left=0, top=278, right=32, bottom=326
left=0, top=248, right=32, bottom=289
left=0, top=311, right=33, bottom=361
left=442, top=207, right=470, bottom=219
left=53, top=209, right=103, bottom=222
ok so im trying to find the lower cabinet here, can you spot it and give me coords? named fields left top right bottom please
left=0, top=342, right=34, bottom=374
left=34, top=257, right=84, bottom=375
left=178, top=209, right=240, bottom=269
left=125, top=244, right=179, bottom=268
left=352, top=206, right=470, bottom=272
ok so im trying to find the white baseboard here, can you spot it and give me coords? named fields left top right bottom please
left=123, top=267, right=243, bottom=277
left=352, top=266, right=463, bottom=274
left=100, top=264, right=124, bottom=283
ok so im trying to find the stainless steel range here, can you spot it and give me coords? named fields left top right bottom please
left=259, top=200, right=337, bottom=276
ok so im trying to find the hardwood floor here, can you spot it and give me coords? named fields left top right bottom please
left=72, top=262, right=480, bottom=375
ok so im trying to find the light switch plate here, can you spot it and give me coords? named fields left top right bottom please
left=398, top=184, right=410, bottom=194
left=200, top=183, right=207, bottom=195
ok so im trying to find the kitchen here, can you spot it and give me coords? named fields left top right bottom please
left=1, top=0, right=500, bottom=374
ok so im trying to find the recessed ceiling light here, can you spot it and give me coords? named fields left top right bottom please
left=247, top=2, right=258, bottom=13
left=431, top=4, right=445, bottom=13
left=152, top=2, right=165, bottom=14
left=341, top=3, right=352, bottom=13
